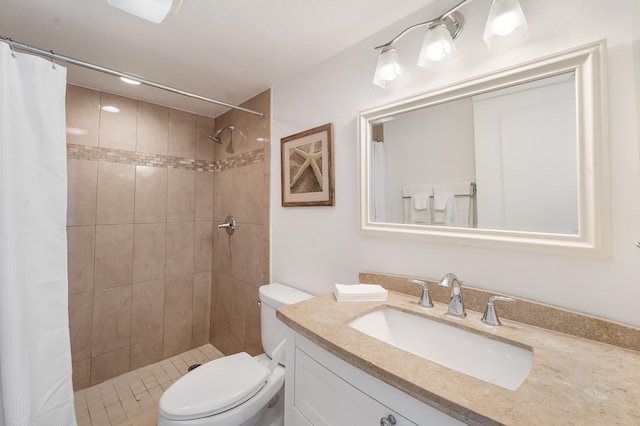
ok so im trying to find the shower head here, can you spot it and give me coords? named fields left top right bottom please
left=207, top=124, right=235, bottom=144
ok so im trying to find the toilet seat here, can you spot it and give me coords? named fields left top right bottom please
left=159, top=352, right=270, bottom=421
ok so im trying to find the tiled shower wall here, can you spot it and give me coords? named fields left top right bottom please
left=65, top=85, right=271, bottom=390
left=210, top=93, right=271, bottom=357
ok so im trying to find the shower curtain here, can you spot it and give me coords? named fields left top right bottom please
left=0, top=43, right=76, bottom=425
left=370, top=140, right=388, bottom=222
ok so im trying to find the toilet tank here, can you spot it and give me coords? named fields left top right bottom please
left=259, top=283, right=312, bottom=364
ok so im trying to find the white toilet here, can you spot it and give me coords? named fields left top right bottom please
left=157, top=283, right=312, bottom=426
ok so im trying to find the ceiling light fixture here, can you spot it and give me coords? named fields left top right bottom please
left=372, top=0, right=528, bottom=88
left=107, top=0, right=183, bottom=24
left=120, top=76, right=141, bottom=85
left=101, top=105, right=120, bottom=113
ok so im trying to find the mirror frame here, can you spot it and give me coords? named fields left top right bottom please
left=358, top=41, right=610, bottom=258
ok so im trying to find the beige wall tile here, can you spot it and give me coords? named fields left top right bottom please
left=72, top=359, right=91, bottom=391
left=210, top=272, right=219, bottom=323
left=132, top=223, right=166, bottom=284
left=245, top=163, right=264, bottom=225
left=244, top=90, right=271, bottom=153
left=67, top=226, right=95, bottom=294
left=91, top=347, right=130, bottom=386
left=130, top=337, right=163, bottom=371
left=193, top=271, right=211, bottom=325
left=137, top=101, right=168, bottom=155
left=211, top=328, right=231, bottom=356
left=230, top=166, right=248, bottom=223
left=67, top=159, right=98, bottom=226
left=134, top=165, right=167, bottom=223
left=229, top=279, right=247, bottom=342
left=163, top=328, right=192, bottom=359
left=212, top=273, right=233, bottom=334
left=96, top=161, right=135, bottom=225
left=212, top=229, right=232, bottom=277
left=168, top=109, right=196, bottom=158
left=213, top=168, right=231, bottom=222
left=194, top=221, right=213, bottom=273
left=192, top=322, right=210, bottom=348
left=244, top=284, right=262, bottom=354
left=196, top=115, right=215, bottom=161
left=244, top=224, right=263, bottom=287
left=194, top=171, right=214, bottom=221
left=167, top=168, right=195, bottom=222
left=131, top=279, right=165, bottom=343
left=94, top=224, right=133, bottom=289
left=164, top=275, right=193, bottom=334
left=92, top=286, right=132, bottom=356
left=66, top=85, right=100, bottom=147
left=99, top=93, right=137, bottom=151
left=166, top=222, right=194, bottom=278
left=69, top=292, right=93, bottom=362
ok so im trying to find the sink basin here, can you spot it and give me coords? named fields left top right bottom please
left=348, top=307, right=533, bottom=390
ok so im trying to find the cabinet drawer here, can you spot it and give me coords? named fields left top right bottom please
left=294, top=348, right=416, bottom=426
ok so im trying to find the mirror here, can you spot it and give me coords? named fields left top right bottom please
left=358, top=41, right=610, bottom=258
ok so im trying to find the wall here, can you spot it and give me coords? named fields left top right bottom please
left=66, top=85, right=270, bottom=390
left=210, top=91, right=271, bottom=357
left=271, top=0, right=640, bottom=326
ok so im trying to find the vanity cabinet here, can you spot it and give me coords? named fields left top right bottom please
left=284, top=330, right=464, bottom=426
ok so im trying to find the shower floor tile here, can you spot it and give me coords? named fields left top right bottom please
left=74, top=344, right=225, bottom=426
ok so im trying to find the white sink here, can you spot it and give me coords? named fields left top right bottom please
left=348, top=307, right=533, bottom=390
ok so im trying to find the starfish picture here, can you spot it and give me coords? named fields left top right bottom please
left=289, top=140, right=323, bottom=193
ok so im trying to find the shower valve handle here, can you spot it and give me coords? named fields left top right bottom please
left=217, top=215, right=236, bottom=237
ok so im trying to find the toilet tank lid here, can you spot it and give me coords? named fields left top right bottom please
left=259, top=283, right=312, bottom=308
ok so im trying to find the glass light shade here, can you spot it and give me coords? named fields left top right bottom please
left=483, top=0, right=529, bottom=48
left=107, top=0, right=183, bottom=23
left=417, top=24, right=458, bottom=70
left=373, top=46, right=406, bottom=88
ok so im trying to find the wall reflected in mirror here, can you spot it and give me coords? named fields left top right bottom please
left=370, top=72, right=578, bottom=235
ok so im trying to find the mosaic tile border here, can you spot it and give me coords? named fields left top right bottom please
left=66, top=143, right=264, bottom=172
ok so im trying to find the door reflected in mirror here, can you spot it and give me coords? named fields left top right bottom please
left=373, top=72, right=577, bottom=235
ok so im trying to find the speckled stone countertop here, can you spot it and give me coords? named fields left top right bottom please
left=277, top=291, right=640, bottom=425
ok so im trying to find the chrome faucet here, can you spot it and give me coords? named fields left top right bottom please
left=438, top=273, right=466, bottom=318
left=481, top=295, right=515, bottom=326
left=407, top=279, right=433, bottom=308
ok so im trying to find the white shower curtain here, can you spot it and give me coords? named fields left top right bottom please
left=0, top=43, right=76, bottom=425
left=370, top=140, right=388, bottom=222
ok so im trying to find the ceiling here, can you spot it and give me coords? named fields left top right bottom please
left=0, top=0, right=434, bottom=117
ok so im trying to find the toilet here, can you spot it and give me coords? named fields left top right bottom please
left=158, top=283, right=312, bottom=426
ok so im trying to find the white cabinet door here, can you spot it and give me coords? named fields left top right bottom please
left=294, top=348, right=415, bottom=426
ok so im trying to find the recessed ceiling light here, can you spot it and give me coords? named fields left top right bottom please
left=120, top=76, right=141, bottom=85
left=107, top=0, right=183, bottom=24
left=101, top=105, right=120, bottom=113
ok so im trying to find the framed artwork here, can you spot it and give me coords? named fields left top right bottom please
left=281, top=123, right=335, bottom=207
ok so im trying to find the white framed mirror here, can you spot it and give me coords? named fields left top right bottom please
left=358, top=41, right=610, bottom=258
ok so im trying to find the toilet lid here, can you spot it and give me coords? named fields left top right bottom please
left=159, top=352, right=269, bottom=421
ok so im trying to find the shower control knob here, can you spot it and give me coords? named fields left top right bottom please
left=380, top=414, right=396, bottom=426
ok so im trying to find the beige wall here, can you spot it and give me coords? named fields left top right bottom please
left=210, top=91, right=271, bottom=356
left=66, top=84, right=271, bottom=390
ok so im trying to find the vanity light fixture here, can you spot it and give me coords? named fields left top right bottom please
left=107, top=0, right=183, bottom=24
left=372, top=46, right=407, bottom=88
left=372, top=0, right=529, bottom=88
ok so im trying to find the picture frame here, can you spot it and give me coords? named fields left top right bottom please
left=281, top=123, right=335, bottom=207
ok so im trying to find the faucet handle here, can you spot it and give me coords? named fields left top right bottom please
left=481, top=296, right=515, bottom=326
left=407, top=279, right=433, bottom=308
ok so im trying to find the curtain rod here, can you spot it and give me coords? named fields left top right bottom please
left=0, top=36, right=268, bottom=118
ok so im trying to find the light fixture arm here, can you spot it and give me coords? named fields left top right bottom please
left=374, top=0, right=473, bottom=50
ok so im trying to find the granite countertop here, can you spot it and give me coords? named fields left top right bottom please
left=277, top=291, right=640, bottom=425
